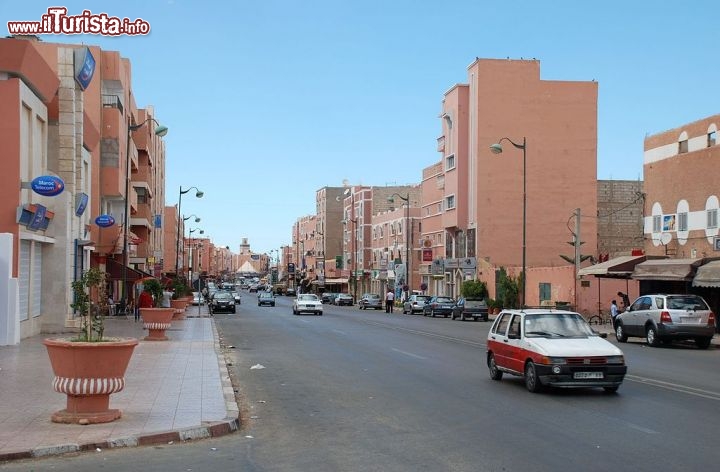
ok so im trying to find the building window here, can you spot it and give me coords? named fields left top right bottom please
left=445, top=154, right=455, bottom=171
left=437, top=203, right=443, bottom=213
left=709, top=131, right=717, bottom=147
left=708, top=209, right=718, bottom=229
left=445, top=195, right=455, bottom=210
left=678, top=139, right=688, bottom=154
left=653, top=215, right=662, bottom=233
left=136, top=187, right=148, bottom=204
left=678, top=212, right=688, bottom=232
left=539, top=283, right=551, bottom=302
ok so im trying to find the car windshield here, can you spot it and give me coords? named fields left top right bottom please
left=259, top=293, right=272, bottom=299
left=364, top=294, right=380, bottom=299
left=666, top=295, right=709, bottom=310
left=414, top=296, right=431, bottom=303
left=215, top=293, right=233, bottom=300
left=524, top=313, right=595, bottom=337
left=434, top=297, right=454, bottom=304
left=299, top=294, right=318, bottom=301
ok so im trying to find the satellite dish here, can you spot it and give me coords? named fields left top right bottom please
left=660, top=233, right=672, bottom=245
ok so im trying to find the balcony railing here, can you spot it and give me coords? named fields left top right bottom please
left=102, top=94, right=124, bottom=115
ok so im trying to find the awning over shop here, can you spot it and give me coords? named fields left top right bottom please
left=106, top=258, right=153, bottom=282
left=318, top=278, right=348, bottom=285
left=577, top=255, right=652, bottom=278
left=631, top=258, right=703, bottom=281
left=692, top=260, right=720, bottom=287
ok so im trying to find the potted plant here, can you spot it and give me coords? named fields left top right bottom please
left=138, top=278, right=175, bottom=341
left=43, top=267, right=138, bottom=424
left=169, top=276, right=190, bottom=318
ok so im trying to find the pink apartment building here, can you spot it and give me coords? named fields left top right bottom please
left=423, top=58, right=598, bottom=308
left=0, top=36, right=167, bottom=341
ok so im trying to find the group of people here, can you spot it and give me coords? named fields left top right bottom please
left=609, top=291, right=631, bottom=328
left=106, top=284, right=174, bottom=322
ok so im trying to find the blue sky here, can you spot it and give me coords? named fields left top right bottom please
left=3, top=1, right=718, bottom=255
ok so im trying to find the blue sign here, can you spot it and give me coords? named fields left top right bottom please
left=154, top=214, right=162, bottom=228
left=288, top=263, right=296, bottom=274
left=28, top=204, right=47, bottom=231
left=75, top=193, right=89, bottom=216
left=30, top=175, right=65, bottom=197
left=95, top=214, right=115, bottom=227
left=73, top=47, right=96, bottom=91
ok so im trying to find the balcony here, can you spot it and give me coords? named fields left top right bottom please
left=102, top=94, right=124, bottom=115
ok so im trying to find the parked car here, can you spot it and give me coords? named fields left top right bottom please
left=191, top=291, right=204, bottom=306
left=209, top=291, right=236, bottom=314
left=422, top=296, right=456, bottom=318
left=293, top=294, right=323, bottom=315
left=487, top=309, right=627, bottom=393
left=451, top=298, right=489, bottom=321
left=321, top=292, right=334, bottom=304
left=359, top=293, right=383, bottom=310
left=402, top=294, right=432, bottom=315
left=285, top=287, right=297, bottom=297
left=257, top=292, right=276, bottom=307
left=615, top=294, right=716, bottom=348
left=334, top=293, right=354, bottom=306
left=231, top=291, right=242, bottom=304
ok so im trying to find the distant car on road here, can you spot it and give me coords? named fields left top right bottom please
left=257, top=292, right=276, bottom=307
left=231, top=291, right=242, bottom=304
left=359, top=293, right=382, bottom=310
left=451, top=298, right=489, bottom=321
left=334, top=293, right=354, bottom=306
left=402, top=294, right=432, bottom=315
left=422, top=296, right=455, bottom=318
left=615, top=294, right=715, bottom=348
left=192, top=291, right=204, bottom=306
left=285, top=287, right=297, bottom=297
left=293, top=294, right=323, bottom=315
left=487, top=309, right=627, bottom=393
left=209, top=292, right=236, bottom=314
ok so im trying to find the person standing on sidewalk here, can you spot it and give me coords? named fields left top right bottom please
left=610, top=299, right=619, bottom=329
left=617, top=291, right=631, bottom=312
left=385, top=289, right=395, bottom=313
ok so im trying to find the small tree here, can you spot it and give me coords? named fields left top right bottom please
left=70, top=267, right=109, bottom=342
left=141, top=278, right=164, bottom=307
left=460, top=280, right=488, bottom=299
left=496, top=268, right=520, bottom=309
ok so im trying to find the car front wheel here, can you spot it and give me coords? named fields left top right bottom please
left=524, top=361, right=543, bottom=393
left=615, top=322, right=628, bottom=343
left=488, top=354, right=503, bottom=381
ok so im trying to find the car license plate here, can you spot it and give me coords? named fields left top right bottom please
left=679, top=316, right=699, bottom=324
left=574, top=372, right=603, bottom=379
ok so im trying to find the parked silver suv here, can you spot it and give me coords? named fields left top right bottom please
left=615, top=294, right=715, bottom=349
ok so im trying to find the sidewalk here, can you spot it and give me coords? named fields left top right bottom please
left=0, top=308, right=239, bottom=462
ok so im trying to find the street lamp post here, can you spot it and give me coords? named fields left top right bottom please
left=388, top=193, right=411, bottom=295
left=175, top=186, right=204, bottom=277
left=122, top=117, right=168, bottom=304
left=490, top=137, right=527, bottom=308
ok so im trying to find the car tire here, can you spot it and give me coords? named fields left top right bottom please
left=645, top=325, right=660, bottom=347
left=695, top=337, right=712, bottom=349
left=615, top=322, right=628, bottom=343
left=603, top=386, right=619, bottom=394
left=488, top=354, right=503, bottom=381
left=231, top=308, right=236, bottom=314
left=524, top=361, right=543, bottom=393
left=474, top=317, right=479, bottom=322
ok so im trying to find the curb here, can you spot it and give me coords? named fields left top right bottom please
left=0, top=318, right=242, bottom=464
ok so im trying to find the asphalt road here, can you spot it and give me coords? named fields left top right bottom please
left=4, top=294, right=719, bottom=471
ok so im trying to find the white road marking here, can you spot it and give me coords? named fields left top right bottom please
left=391, top=348, right=427, bottom=360
left=332, top=329, right=347, bottom=336
left=626, top=375, right=720, bottom=401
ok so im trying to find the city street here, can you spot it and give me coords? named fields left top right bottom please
left=3, top=295, right=719, bottom=471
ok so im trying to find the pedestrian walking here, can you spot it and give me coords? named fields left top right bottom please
left=385, top=289, right=395, bottom=313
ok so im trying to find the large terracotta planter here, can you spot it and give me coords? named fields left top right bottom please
left=140, top=307, right=175, bottom=341
left=43, top=337, right=138, bottom=424
left=170, top=299, right=187, bottom=320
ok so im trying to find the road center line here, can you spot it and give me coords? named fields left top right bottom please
left=625, top=375, right=720, bottom=401
left=391, top=348, right=427, bottom=360
left=332, top=329, right=347, bottom=336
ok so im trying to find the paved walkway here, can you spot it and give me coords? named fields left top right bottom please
left=0, top=308, right=239, bottom=462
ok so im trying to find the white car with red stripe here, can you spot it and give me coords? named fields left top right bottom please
left=487, top=309, right=627, bottom=393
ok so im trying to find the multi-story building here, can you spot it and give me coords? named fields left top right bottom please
left=370, top=205, right=421, bottom=296
left=425, top=58, right=598, bottom=307
left=638, top=114, right=720, bottom=314
left=0, top=36, right=166, bottom=342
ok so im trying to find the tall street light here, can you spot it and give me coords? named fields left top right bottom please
left=490, top=137, right=527, bottom=308
left=388, top=192, right=411, bottom=295
left=123, top=117, right=168, bottom=303
left=175, top=186, right=204, bottom=277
